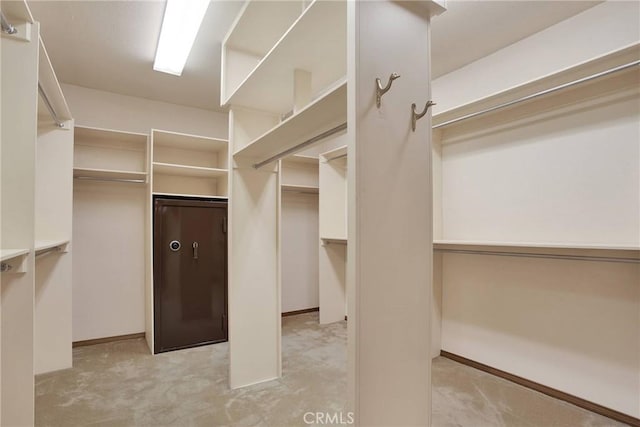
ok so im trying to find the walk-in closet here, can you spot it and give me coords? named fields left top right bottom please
left=1, top=0, right=638, bottom=425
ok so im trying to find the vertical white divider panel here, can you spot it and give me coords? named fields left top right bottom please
left=34, top=121, right=74, bottom=374
left=145, top=132, right=154, bottom=353
left=347, top=1, right=443, bottom=424
left=228, top=108, right=281, bottom=388
left=293, top=69, right=312, bottom=113
left=319, top=147, right=347, bottom=324
left=1, top=18, right=38, bottom=426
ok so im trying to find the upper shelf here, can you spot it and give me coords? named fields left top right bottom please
left=281, top=184, right=319, bottom=194
left=223, top=1, right=304, bottom=59
left=75, top=126, right=148, bottom=150
left=38, top=37, right=72, bottom=126
left=223, top=0, right=346, bottom=113
left=433, top=240, right=640, bottom=261
left=433, top=43, right=640, bottom=129
left=234, top=80, right=346, bottom=160
left=152, top=129, right=228, bottom=153
left=1, top=248, right=30, bottom=263
left=35, top=240, right=69, bottom=256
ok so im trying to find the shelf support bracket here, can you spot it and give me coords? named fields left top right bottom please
left=375, top=73, right=400, bottom=108
left=411, top=100, right=436, bottom=131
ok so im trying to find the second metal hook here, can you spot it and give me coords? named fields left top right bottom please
left=411, top=100, right=436, bottom=131
left=376, top=73, right=401, bottom=108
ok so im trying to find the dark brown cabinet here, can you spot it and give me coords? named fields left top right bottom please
left=153, top=198, right=228, bottom=353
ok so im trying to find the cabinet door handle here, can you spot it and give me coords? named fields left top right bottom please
left=192, top=242, right=199, bottom=259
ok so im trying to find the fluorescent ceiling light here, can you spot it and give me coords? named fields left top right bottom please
left=153, top=0, right=210, bottom=76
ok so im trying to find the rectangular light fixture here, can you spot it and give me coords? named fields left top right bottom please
left=153, top=0, right=210, bottom=76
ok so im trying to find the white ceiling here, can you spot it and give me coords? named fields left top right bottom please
left=28, top=0, right=601, bottom=113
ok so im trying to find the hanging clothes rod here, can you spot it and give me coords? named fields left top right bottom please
left=74, top=176, right=146, bottom=184
left=325, top=152, right=347, bottom=162
left=38, top=83, right=65, bottom=128
left=433, top=60, right=640, bottom=129
left=253, top=122, right=347, bottom=169
left=1, top=11, right=17, bottom=34
left=35, top=246, right=64, bottom=259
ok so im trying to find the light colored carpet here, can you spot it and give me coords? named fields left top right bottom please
left=35, top=313, right=625, bottom=426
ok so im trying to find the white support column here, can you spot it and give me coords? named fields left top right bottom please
left=1, top=17, right=39, bottom=426
left=228, top=108, right=282, bottom=388
left=347, top=1, right=443, bottom=424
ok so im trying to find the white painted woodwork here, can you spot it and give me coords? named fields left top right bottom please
left=229, top=152, right=281, bottom=388
left=281, top=192, right=319, bottom=313
left=1, top=7, right=38, bottom=424
left=432, top=1, right=640, bottom=115
left=223, top=1, right=346, bottom=113
left=441, top=253, right=640, bottom=417
left=234, top=81, right=346, bottom=161
left=145, top=130, right=230, bottom=353
left=73, top=168, right=147, bottom=182
left=281, top=159, right=319, bottom=188
left=347, top=1, right=442, bottom=424
left=222, top=0, right=304, bottom=103
left=319, top=145, right=347, bottom=324
left=433, top=13, right=640, bottom=416
left=34, top=118, right=73, bottom=375
left=74, top=126, right=147, bottom=174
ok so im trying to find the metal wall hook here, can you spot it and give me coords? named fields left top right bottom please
left=411, top=100, right=436, bottom=131
left=375, top=73, right=400, bottom=108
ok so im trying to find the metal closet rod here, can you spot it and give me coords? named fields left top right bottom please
left=434, top=248, right=639, bottom=264
left=433, top=60, right=640, bottom=129
left=75, top=176, right=146, bottom=184
left=38, top=83, right=65, bottom=128
left=35, top=246, right=64, bottom=259
left=253, top=122, right=347, bottom=169
left=1, top=11, right=17, bottom=34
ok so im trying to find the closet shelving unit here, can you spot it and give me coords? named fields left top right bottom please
left=2, top=0, right=74, bottom=422
left=431, top=41, right=640, bottom=421
left=145, top=129, right=229, bottom=354
left=225, top=1, right=444, bottom=422
left=73, top=126, right=148, bottom=183
left=151, top=129, right=228, bottom=198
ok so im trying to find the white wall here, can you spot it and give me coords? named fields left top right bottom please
left=281, top=192, right=319, bottom=313
left=72, top=181, right=146, bottom=341
left=62, top=83, right=228, bottom=139
left=432, top=1, right=640, bottom=114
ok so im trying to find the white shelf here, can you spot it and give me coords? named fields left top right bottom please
left=321, top=237, right=347, bottom=245
left=75, top=126, right=148, bottom=148
left=281, top=184, right=319, bottom=194
left=73, top=167, right=147, bottom=182
left=433, top=240, right=640, bottom=261
left=321, top=145, right=347, bottom=161
left=1, top=249, right=30, bottom=274
left=35, top=239, right=69, bottom=256
left=1, top=248, right=30, bottom=262
left=234, top=80, right=346, bottom=160
left=152, top=129, right=227, bottom=153
left=153, top=192, right=228, bottom=200
left=224, top=0, right=346, bottom=113
left=38, top=37, right=72, bottom=126
left=223, top=1, right=304, bottom=58
left=433, top=43, right=640, bottom=129
left=152, top=163, right=227, bottom=178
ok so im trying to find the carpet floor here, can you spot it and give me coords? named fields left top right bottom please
left=35, top=313, right=625, bottom=426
